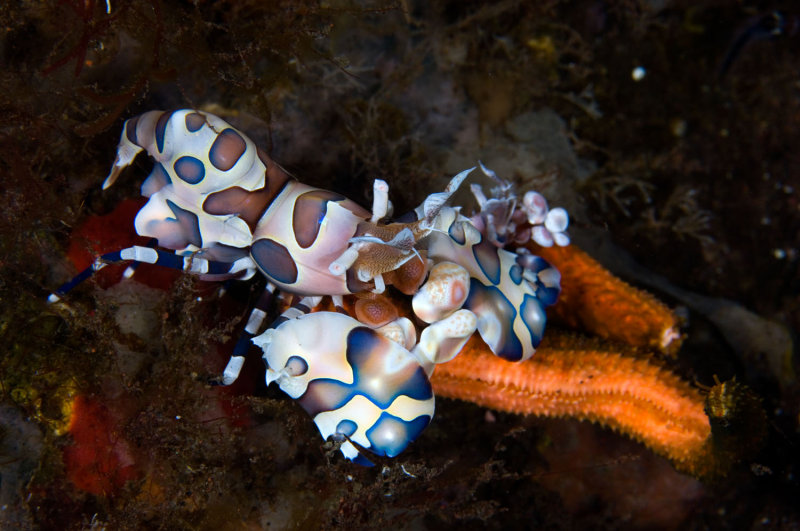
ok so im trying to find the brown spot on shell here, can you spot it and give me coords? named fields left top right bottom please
left=203, top=151, right=291, bottom=231
left=185, top=112, right=206, bottom=132
left=125, top=115, right=141, bottom=144
left=251, top=238, right=298, bottom=285
left=209, top=128, right=247, bottom=171
left=292, top=190, right=345, bottom=249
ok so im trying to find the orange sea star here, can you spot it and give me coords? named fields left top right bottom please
left=430, top=334, right=715, bottom=475
left=531, top=242, right=682, bottom=355
left=428, top=241, right=764, bottom=478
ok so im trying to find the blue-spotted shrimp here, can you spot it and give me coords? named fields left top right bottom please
left=50, top=109, right=569, bottom=464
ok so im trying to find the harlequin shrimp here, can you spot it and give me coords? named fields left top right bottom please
left=50, top=109, right=570, bottom=465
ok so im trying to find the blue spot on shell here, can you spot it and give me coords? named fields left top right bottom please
left=520, top=294, right=546, bottom=349
left=448, top=222, right=466, bottom=245
left=366, top=412, right=430, bottom=458
left=463, top=279, right=523, bottom=361
left=174, top=156, right=206, bottom=184
left=285, top=355, right=308, bottom=376
left=516, top=254, right=561, bottom=306
left=336, top=419, right=357, bottom=437
left=522, top=255, right=550, bottom=273
left=509, top=264, right=523, bottom=284
left=472, top=241, right=501, bottom=285
left=535, top=271, right=561, bottom=306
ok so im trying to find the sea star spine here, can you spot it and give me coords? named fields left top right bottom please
left=431, top=333, right=717, bottom=476
left=530, top=243, right=682, bottom=355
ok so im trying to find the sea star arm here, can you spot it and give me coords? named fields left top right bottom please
left=530, top=243, right=682, bottom=355
left=430, top=332, right=764, bottom=478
